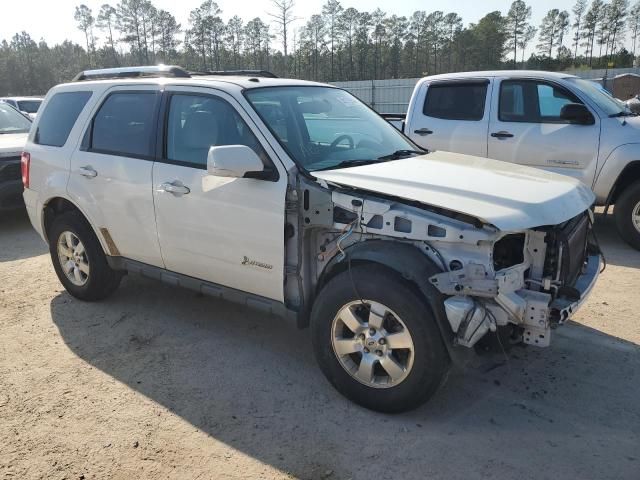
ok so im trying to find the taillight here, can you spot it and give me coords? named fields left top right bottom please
left=21, top=151, right=30, bottom=189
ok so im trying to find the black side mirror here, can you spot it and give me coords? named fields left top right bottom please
left=560, top=103, right=594, bottom=125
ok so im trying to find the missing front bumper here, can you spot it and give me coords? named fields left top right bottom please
left=442, top=253, right=602, bottom=348
left=549, top=253, right=601, bottom=325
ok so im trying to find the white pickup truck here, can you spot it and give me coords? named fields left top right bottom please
left=397, top=70, right=640, bottom=249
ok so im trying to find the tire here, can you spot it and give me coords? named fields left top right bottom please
left=311, top=264, right=449, bottom=413
left=614, top=180, right=640, bottom=250
left=48, top=211, right=122, bottom=301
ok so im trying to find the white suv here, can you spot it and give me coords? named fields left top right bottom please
left=24, top=66, right=601, bottom=412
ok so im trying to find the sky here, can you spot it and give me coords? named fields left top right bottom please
left=0, top=0, right=629, bottom=55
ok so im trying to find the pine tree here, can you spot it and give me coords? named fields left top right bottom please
left=74, top=4, right=96, bottom=66
left=572, top=0, right=588, bottom=60
left=506, top=1, right=532, bottom=66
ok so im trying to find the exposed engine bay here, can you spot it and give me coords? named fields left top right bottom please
left=285, top=178, right=601, bottom=351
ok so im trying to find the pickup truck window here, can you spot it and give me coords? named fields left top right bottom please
left=166, top=94, right=267, bottom=168
left=565, top=77, right=629, bottom=116
left=423, top=83, right=488, bottom=121
left=245, top=86, right=418, bottom=172
left=499, top=80, right=581, bottom=123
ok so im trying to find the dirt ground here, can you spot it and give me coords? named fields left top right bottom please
left=0, top=208, right=638, bottom=480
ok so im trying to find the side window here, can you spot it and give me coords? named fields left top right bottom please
left=166, top=94, right=268, bottom=168
left=423, top=82, right=488, bottom=121
left=537, top=84, right=579, bottom=119
left=90, top=92, right=158, bottom=157
left=499, top=80, right=582, bottom=123
left=34, top=92, right=92, bottom=147
left=499, top=82, right=526, bottom=120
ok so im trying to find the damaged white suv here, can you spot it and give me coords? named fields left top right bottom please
left=24, top=66, right=601, bottom=412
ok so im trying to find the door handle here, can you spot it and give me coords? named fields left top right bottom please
left=78, top=166, right=97, bottom=178
left=160, top=181, right=190, bottom=195
left=414, top=128, right=433, bottom=136
left=491, top=131, right=514, bottom=139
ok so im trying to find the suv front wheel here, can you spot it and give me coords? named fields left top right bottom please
left=49, top=211, right=123, bottom=301
left=614, top=180, right=640, bottom=250
left=311, top=264, right=449, bottom=413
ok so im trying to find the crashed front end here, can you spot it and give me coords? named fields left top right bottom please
left=430, top=211, right=601, bottom=348
left=325, top=191, right=601, bottom=349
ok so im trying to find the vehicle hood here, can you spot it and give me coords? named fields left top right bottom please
left=0, top=133, right=28, bottom=155
left=313, top=151, right=595, bottom=231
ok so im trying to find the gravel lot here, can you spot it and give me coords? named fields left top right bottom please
left=1, top=208, right=639, bottom=480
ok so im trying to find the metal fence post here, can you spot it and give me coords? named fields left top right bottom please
left=371, top=79, right=376, bottom=110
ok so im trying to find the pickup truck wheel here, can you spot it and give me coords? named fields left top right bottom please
left=614, top=181, right=640, bottom=250
left=311, top=265, right=448, bottom=413
left=49, top=211, right=122, bottom=301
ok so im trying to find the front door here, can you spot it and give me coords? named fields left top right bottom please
left=487, top=78, right=600, bottom=186
left=152, top=87, right=287, bottom=301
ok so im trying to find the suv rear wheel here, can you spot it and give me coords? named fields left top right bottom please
left=49, top=211, right=122, bottom=301
left=614, top=180, right=640, bottom=250
left=311, top=264, right=449, bottom=413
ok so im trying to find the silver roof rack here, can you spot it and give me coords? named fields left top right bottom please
left=190, top=69, right=278, bottom=79
left=73, top=65, right=191, bottom=82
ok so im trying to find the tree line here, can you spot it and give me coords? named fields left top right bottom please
left=1, top=0, right=639, bottom=96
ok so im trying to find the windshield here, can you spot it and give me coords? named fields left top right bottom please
left=565, top=78, right=628, bottom=116
left=0, top=103, right=31, bottom=134
left=244, top=86, right=420, bottom=172
left=17, top=100, right=41, bottom=114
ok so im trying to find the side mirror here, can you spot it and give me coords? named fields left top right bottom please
left=560, top=103, right=594, bottom=125
left=207, top=145, right=265, bottom=178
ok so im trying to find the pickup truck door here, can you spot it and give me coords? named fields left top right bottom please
left=151, top=86, right=287, bottom=302
left=406, top=78, right=491, bottom=157
left=487, top=77, right=600, bottom=185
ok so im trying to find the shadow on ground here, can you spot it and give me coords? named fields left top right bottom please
left=50, top=273, right=640, bottom=480
left=593, top=210, right=640, bottom=268
left=0, top=209, right=47, bottom=262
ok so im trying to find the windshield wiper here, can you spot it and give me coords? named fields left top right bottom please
left=312, top=159, right=385, bottom=172
left=311, top=149, right=428, bottom=172
left=609, top=111, right=637, bottom=118
left=377, top=149, right=426, bottom=160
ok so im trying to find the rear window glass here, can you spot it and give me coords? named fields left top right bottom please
left=35, top=92, right=92, bottom=147
left=18, top=100, right=41, bottom=114
left=423, top=83, right=488, bottom=121
left=91, top=92, right=158, bottom=158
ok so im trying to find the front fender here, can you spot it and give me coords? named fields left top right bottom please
left=319, top=240, right=471, bottom=364
left=594, top=143, right=640, bottom=204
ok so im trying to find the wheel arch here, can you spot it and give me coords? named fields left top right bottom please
left=42, top=196, right=111, bottom=255
left=312, top=240, right=460, bottom=359
left=606, top=160, right=640, bottom=206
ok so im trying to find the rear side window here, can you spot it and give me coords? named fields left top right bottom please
left=35, top=92, right=92, bottom=147
left=90, top=92, right=158, bottom=158
left=423, top=83, right=488, bottom=121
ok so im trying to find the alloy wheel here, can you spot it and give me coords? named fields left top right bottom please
left=330, top=300, right=415, bottom=388
left=57, top=231, right=90, bottom=287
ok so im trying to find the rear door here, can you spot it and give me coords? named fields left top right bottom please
left=487, top=77, right=600, bottom=185
left=407, top=79, right=491, bottom=157
left=67, top=85, right=164, bottom=267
